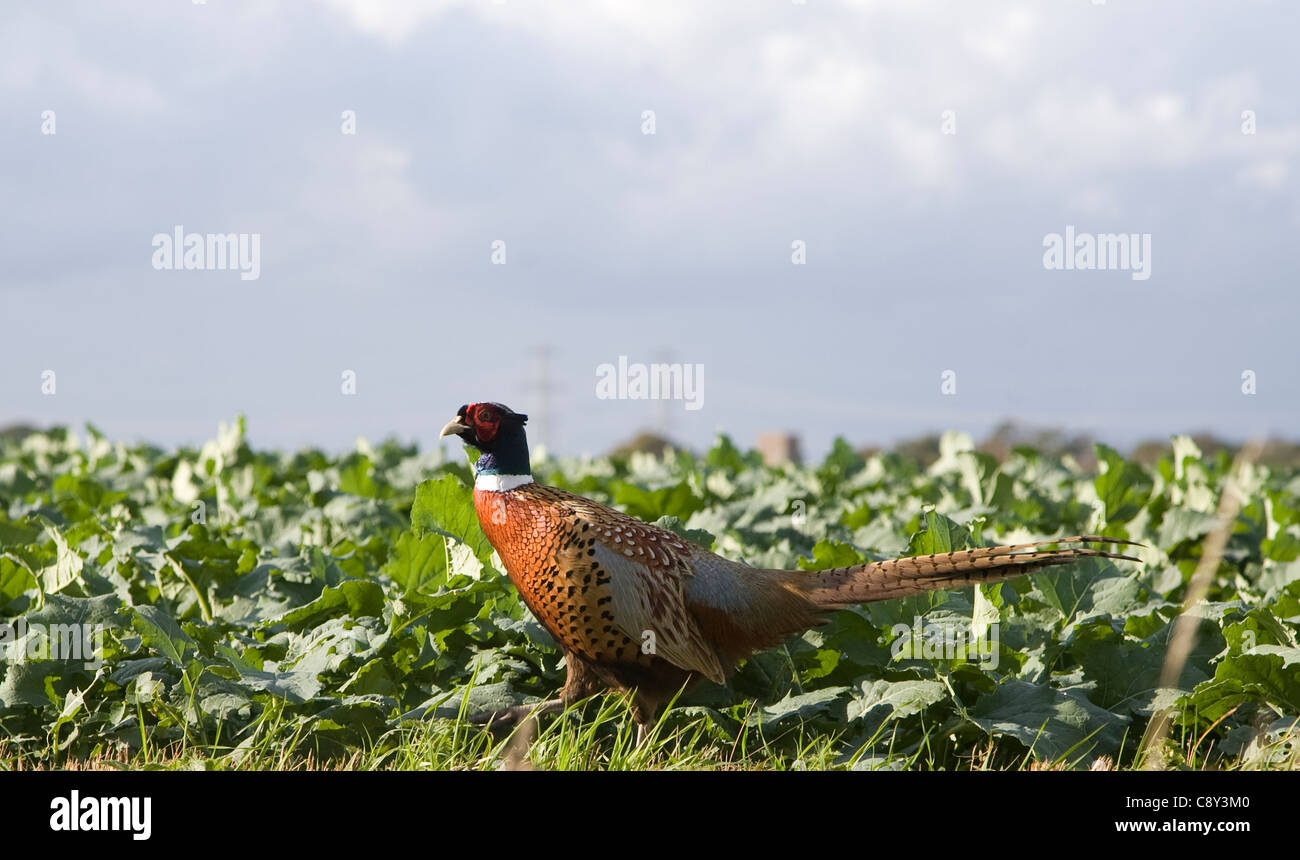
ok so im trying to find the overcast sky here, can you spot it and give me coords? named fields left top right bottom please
left=2, top=1, right=1297, bottom=459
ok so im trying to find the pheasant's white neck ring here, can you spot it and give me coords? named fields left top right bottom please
left=475, top=473, right=534, bottom=492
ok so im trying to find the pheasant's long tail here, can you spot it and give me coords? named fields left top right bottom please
left=794, top=535, right=1142, bottom=610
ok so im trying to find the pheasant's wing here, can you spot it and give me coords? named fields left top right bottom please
left=557, top=503, right=726, bottom=684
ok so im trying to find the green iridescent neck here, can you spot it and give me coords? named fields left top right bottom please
left=473, top=427, right=531, bottom=476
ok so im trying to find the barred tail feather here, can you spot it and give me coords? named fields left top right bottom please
left=796, top=535, right=1142, bottom=610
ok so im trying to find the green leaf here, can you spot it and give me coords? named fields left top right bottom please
left=0, top=555, right=37, bottom=608
left=0, top=661, right=64, bottom=710
left=222, top=661, right=322, bottom=704
left=130, top=605, right=198, bottom=666
left=906, top=509, right=972, bottom=556
left=849, top=679, right=947, bottom=723
left=612, top=480, right=705, bottom=522
left=338, top=455, right=380, bottom=498
left=381, top=531, right=448, bottom=595
left=1071, top=619, right=1212, bottom=715
left=1185, top=653, right=1300, bottom=724
left=704, top=434, right=759, bottom=473
left=969, top=680, right=1128, bottom=762
left=410, top=475, right=494, bottom=564
left=1157, top=508, right=1220, bottom=549
left=1094, top=444, right=1152, bottom=527
left=816, top=438, right=865, bottom=493
left=1030, top=561, right=1138, bottom=628
left=29, top=593, right=127, bottom=630
left=273, top=580, right=386, bottom=630
left=37, top=520, right=84, bottom=595
left=747, top=687, right=851, bottom=728
left=798, top=540, right=868, bottom=570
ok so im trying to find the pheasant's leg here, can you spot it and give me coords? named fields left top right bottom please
left=467, top=698, right=565, bottom=728
left=629, top=692, right=662, bottom=748
left=560, top=654, right=604, bottom=702
left=468, top=653, right=605, bottom=729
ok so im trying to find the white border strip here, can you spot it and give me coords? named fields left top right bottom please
left=474, top=473, right=535, bottom=491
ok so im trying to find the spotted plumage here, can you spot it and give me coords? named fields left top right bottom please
left=441, top=401, right=1142, bottom=734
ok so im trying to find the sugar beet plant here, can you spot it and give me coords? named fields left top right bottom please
left=1, top=419, right=1298, bottom=769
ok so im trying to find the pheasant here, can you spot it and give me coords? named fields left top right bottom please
left=440, top=402, right=1140, bottom=740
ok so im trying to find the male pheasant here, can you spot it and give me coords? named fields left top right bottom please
left=440, top=402, right=1140, bottom=739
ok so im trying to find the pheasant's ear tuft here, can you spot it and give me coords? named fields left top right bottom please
left=465, top=402, right=527, bottom=444
left=470, top=402, right=526, bottom=422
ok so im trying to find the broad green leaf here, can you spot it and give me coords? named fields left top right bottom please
left=849, top=679, right=947, bottom=722
left=747, top=687, right=851, bottom=728
left=0, top=556, right=37, bottom=607
left=969, top=680, right=1128, bottom=762
left=273, top=580, right=385, bottom=630
left=410, top=475, right=494, bottom=564
left=223, top=661, right=322, bottom=704
left=130, top=605, right=198, bottom=666
left=798, top=539, right=867, bottom=570
left=1094, top=444, right=1152, bottom=527
left=1185, top=653, right=1300, bottom=724
left=906, top=509, right=972, bottom=556
left=37, top=521, right=84, bottom=595
left=612, top=480, right=705, bottom=522
left=381, top=531, right=448, bottom=594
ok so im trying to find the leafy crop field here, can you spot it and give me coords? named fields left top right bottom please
left=2, top=420, right=1298, bottom=770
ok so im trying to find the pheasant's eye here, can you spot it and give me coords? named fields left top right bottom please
left=476, top=407, right=498, bottom=425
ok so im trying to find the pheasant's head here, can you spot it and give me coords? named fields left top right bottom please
left=439, top=402, right=531, bottom=476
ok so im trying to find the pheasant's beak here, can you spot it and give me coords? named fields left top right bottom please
left=439, top=417, right=471, bottom=439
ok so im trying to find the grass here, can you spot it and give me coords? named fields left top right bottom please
left=5, top=694, right=1298, bottom=771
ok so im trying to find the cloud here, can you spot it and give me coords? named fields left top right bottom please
left=295, top=136, right=459, bottom=254
left=3, top=0, right=1297, bottom=452
left=1237, top=158, right=1289, bottom=191
left=977, top=76, right=1296, bottom=182
left=320, top=0, right=468, bottom=44
left=0, top=13, right=165, bottom=111
left=322, top=1, right=1295, bottom=201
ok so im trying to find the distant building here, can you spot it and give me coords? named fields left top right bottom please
left=0, top=424, right=38, bottom=443
left=756, top=432, right=802, bottom=467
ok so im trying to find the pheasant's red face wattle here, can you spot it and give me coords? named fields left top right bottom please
left=466, top=403, right=501, bottom=443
